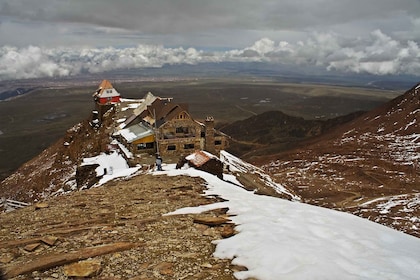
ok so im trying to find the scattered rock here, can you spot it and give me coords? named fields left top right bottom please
left=219, top=224, right=236, bottom=238
left=201, top=263, right=213, bottom=268
left=64, top=260, right=102, bottom=277
left=231, top=265, right=248, bottom=272
left=1, top=174, right=237, bottom=279
left=0, top=253, right=14, bottom=264
left=4, top=242, right=137, bottom=278
left=34, top=202, right=49, bottom=210
left=203, top=227, right=218, bottom=237
left=154, top=262, right=173, bottom=275
left=76, top=163, right=100, bottom=189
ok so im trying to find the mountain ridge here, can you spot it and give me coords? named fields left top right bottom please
left=256, top=82, right=420, bottom=237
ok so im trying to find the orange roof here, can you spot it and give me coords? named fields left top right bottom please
left=98, top=80, right=114, bottom=90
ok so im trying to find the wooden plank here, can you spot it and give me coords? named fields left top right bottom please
left=0, top=238, right=44, bottom=249
left=5, top=242, right=140, bottom=278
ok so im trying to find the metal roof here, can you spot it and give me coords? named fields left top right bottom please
left=119, top=122, right=154, bottom=143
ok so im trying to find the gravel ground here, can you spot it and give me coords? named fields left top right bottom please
left=0, top=173, right=243, bottom=280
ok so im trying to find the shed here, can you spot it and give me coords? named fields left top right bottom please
left=177, top=150, right=223, bottom=179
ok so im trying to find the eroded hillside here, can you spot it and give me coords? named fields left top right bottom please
left=258, top=84, right=420, bottom=237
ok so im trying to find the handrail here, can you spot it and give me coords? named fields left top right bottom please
left=0, top=198, right=30, bottom=212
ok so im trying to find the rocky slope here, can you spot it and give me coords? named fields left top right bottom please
left=1, top=173, right=241, bottom=279
left=221, top=110, right=364, bottom=159
left=0, top=111, right=116, bottom=202
left=258, top=83, right=420, bottom=237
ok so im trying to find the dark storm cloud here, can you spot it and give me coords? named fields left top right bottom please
left=2, top=0, right=420, bottom=35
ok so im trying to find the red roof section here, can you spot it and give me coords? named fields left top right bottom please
left=186, top=150, right=213, bottom=167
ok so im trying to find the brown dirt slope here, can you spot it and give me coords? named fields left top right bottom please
left=1, top=174, right=239, bottom=279
left=0, top=114, right=114, bottom=203
left=258, top=83, right=420, bottom=237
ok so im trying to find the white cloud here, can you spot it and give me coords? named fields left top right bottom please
left=1, top=30, right=420, bottom=81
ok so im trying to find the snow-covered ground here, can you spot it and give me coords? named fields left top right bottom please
left=158, top=164, right=420, bottom=280
left=81, top=151, right=139, bottom=187
left=87, top=150, right=420, bottom=279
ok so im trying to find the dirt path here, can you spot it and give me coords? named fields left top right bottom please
left=336, top=190, right=363, bottom=209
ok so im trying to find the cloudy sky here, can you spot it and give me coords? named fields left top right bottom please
left=1, top=0, right=420, bottom=80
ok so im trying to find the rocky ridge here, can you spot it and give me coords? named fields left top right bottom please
left=259, top=83, right=420, bottom=237
left=1, top=173, right=242, bottom=279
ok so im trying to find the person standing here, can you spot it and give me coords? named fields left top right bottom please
left=156, top=155, right=163, bottom=171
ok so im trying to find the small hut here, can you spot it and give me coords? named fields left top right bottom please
left=177, top=150, right=223, bottom=179
left=93, top=80, right=121, bottom=105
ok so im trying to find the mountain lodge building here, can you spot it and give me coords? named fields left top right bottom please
left=91, top=80, right=229, bottom=160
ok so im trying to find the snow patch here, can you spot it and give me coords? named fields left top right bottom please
left=163, top=165, right=420, bottom=280
left=81, top=151, right=139, bottom=187
left=220, top=151, right=300, bottom=201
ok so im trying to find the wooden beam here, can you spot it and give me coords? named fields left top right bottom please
left=5, top=242, right=140, bottom=278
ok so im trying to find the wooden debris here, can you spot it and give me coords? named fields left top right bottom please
left=0, top=237, right=44, bottom=249
left=5, top=242, right=140, bottom=278
left=40, top=236, right=58, bottom=246
left=23, top=243, right=41, bottom=252
left=193, top=216, right=230, bottom=226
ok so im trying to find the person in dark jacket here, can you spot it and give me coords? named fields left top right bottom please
left=156, top=155, right=163, bottom=171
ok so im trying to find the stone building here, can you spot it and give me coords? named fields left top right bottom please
left=115, top=92, right=229, bottom=158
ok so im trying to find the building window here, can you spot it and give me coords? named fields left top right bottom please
left=137, top=142, right=154, bottom=150
left=176, top=127, right=189, bottom=134
left=184, top=143, right=194, bottom=149
left=167, top=145, right=176, bottom=151
left=215, top=140, right=222, bottom=145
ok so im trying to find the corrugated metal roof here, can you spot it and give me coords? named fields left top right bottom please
left=119, top=123, right=154, bottom=143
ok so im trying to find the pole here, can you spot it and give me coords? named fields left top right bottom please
left=154, top=109, right=160, bottom=155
